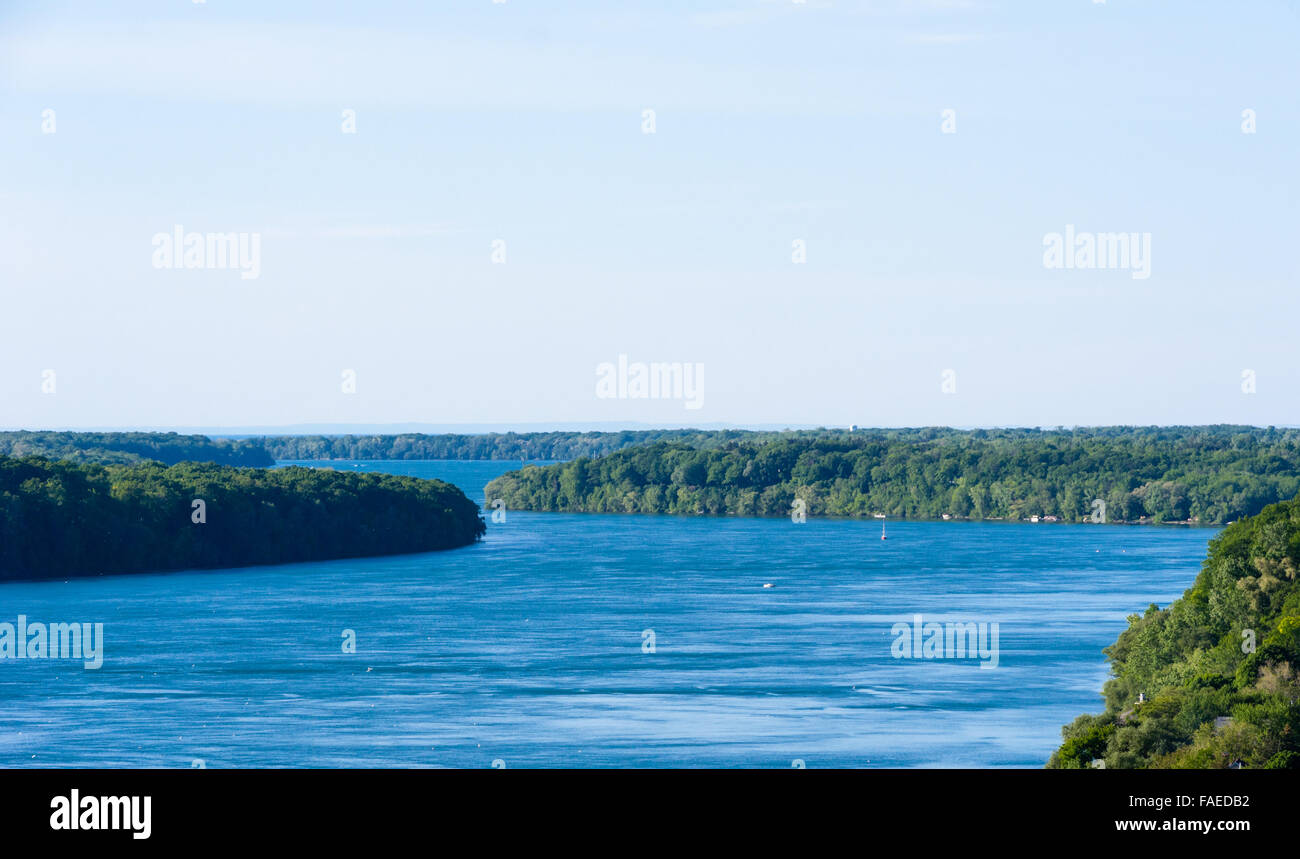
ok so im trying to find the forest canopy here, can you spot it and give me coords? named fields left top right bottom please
left=0, top=456, right=484, bottom=581
left=482, top=426, right=1300, bottom=525
left=258, top=429, right=764, bottom=461
left=0, top=431, right=273, bottom=467
left=1049, top=494, right=1300, bottom=769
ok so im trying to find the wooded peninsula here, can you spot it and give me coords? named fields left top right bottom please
left=0, top=457, right=484, bottom=582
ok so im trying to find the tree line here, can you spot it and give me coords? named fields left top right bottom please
left=0, top=456, right=484, bottom=581
left=0, top=431, right=273, bottom=467
left=257, top=429, right=766, bottom=461
left=482, top=426, right=1300, bottom=524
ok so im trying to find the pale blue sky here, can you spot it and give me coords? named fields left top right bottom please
left=2, top=0, right=1297, bottom=430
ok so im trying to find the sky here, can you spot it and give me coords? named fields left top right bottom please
left=1, top=0, right=1297, bottom=432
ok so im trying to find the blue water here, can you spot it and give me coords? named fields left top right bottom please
left=0, top=460, right=1216, bottom=768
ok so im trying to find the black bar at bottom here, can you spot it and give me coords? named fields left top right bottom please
left=0, top=769, right=1280, bottom=847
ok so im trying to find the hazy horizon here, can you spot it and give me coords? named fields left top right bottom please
left=3, top=421, right=1299, bottom=439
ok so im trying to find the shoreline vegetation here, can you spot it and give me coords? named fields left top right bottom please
left=5, top=424, right=1300, bottom=569
left=5, top=426, right=1299, bottom=528
left=482, top=426, right=1300, bottom=526
left=0, top=457, right=484, bottom=582
left=1049, top=494, right=1300, bottom=769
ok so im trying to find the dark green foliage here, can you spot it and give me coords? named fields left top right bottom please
left=258, top=429, right=769, bottom=461
left=0, top=431, right=273, bottom=467
left=0, top=456, right=484, bottom=581
left=1264, top=750, right=1299, bottom=769
left=1048, top=716, right=1115, bottom=769
left=1049, top=494, right=1300, bottom=768
left=482, top=426, right=1300, bottom=524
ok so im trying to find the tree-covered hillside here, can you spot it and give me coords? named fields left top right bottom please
left=483, top=427, right=1300, bottom=524
left=1049, top=495, right=1300, bottom=769
left=0, top=431, right=273, bottom=467
left=0, top=456, right=484, bottom=581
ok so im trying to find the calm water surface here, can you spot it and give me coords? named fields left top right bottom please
left=0, top=460, right=1215, bottom=768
